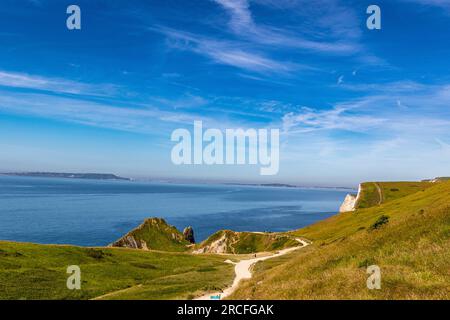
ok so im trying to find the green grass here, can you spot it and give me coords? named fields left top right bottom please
left=229, top=181, right=450, bottom=300
left=195, top=230, right=300, bottom=254
left=357, top=181, right=433, bottom=209
left=356, top=182, right=382, bottom=208
left=2, top=180, right=447, bottom=300
left=111, top=218, right=189, bottom=252
left=0, top=242, right=234, bottom=300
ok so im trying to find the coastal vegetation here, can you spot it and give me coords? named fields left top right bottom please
left=110, top=218, right=190, bottom=252
left=229, top=180, right=450, bottom=299
left=356, top=181, right=432, bottom=208
left=0, top=241, right=234, bottom=300
left=194, top=230, right=300, bottom=254
left=0, top=179, right=448, bottom=300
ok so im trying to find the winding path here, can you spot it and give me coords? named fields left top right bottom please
left=195, top=238, right=310, bottom=300
left=374, top=182, right=384, bottom=205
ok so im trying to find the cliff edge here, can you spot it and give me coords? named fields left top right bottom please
left=339, top=184, right=361, bottom=213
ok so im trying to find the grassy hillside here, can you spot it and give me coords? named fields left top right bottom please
left=194, top=230, right=300, bottom=254
left=356, top=181, right=433, bottom=209
left=0, top=241, right=234, bottom=300
left=229, top=181, right=450, bottom=299
left=111, top=218, right=189, bottom=252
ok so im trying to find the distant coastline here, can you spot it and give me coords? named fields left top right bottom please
left=1, top=172, right=130, bottom=181
left=224, top=182, right=355, bottom=191
left=0, top=172, right=355, bottom=190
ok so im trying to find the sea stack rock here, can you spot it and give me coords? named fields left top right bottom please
left=183, top=226, right=195, bottom=244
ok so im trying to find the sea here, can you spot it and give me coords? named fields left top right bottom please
left=0, top=175, right=352, bottom=246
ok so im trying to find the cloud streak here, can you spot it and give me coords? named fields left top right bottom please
left=0, top=90, right=214, bottom=135
left=213, top=0, right=361, bottom=54
left=281, top=82, right=450, bottom=138
left=282, top=106, right=386, bottom=135
left=154, top=27, right=299, bottom=74
left=0, top=70, right=119, bottom=97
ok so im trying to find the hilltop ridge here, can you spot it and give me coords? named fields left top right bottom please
left=110, top=218, right=191, bottom=252
left=193, top=230, right=300, bottom=254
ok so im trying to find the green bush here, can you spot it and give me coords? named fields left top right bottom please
left=370, top=215, right=390, bottom=231
left=358, top=258, right=376, bottom=268
left=86, top=248, right=106, bottom=259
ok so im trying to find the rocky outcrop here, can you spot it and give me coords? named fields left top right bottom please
left=110, top=217, right=189, bottom=252
left=183, top=226, right=195, bottom=244
left=339, top=194, right=357, bottom=212
left=193, top=230, right=300, bottom=254
left=112, top=235, right=149, bottom=250
left=339, top=184, right=361, bottom=213
left=193, top=232, right=229, bottom=254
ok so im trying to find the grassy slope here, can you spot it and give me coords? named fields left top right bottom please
left=357, top=181, right=432, bottom=209
left=111, top=218, right=189, bottom=252
left=195, top=230, right=300, bottom=254
left=0, top=242, right=234, bottom=300
left=230, top=181, right=450, bottom=300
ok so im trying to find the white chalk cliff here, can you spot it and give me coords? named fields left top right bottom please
left=339, top=184, right=361, bottom=213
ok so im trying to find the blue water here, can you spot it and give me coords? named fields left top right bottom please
left=0, top=175, right=351, bottom=246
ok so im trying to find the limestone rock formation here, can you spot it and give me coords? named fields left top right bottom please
left=339, top=194, right=358, bottom=212
left=183, top=226, right=195, bottom=244
left=339, top=184, right=361, bottom=212
left=193, top=230, right=300, bottom=254
left=109, top=217, right=189, bottom=251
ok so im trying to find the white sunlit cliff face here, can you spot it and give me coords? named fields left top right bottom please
left=339, top=184, right=361, bottom=213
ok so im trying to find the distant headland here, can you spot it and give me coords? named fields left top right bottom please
left=2, top=172, right=130, bottom=181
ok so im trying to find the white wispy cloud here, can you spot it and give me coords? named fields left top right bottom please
left=154, top=27, right=299, bottom=74
left=150, top=0, right=373, bottom=77
left=281, top=82, right=450, bottom=137
left=0, top=70, right=119, bottom=97
left=213, top=0, right=361, bottom=54
left=0, top=89, right=264, bottom=135
left=281, top=105, right=386, bottom=135
left=152, top=93, right=209, bottom=109
left=0, top=90, right=215, bottom=135
left=337, top=80, right=429, bottom=93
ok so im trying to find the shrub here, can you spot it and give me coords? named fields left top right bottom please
left=358, top=258, right=376, bottom=268
left=86, top=248, right=106, bottom=259
left=370, top=215, right=390, bottom=231
left=0, top=249, right=22, bottom=257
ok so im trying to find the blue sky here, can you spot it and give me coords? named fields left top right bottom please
left=1, top=0, right=450, bottom=186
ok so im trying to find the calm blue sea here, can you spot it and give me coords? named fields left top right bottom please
left=0, top=175, right=351, bottom=246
